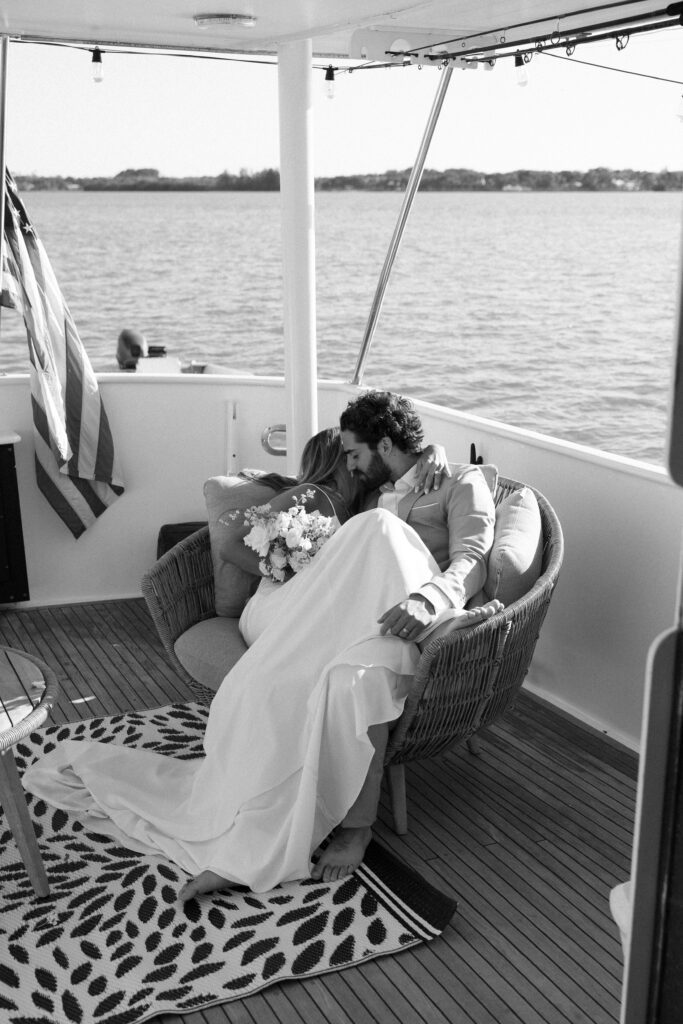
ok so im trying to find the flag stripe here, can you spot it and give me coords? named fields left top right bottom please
left=30, top=393, right=52, bottom=452
left=34, top=454, right=88, bottom=539
left=94, top=400, right=116, bottom=483
left=69, top=473, right=110, bottom=520
left=32, top=391, right=121, bottom=502
left=64, top=320, right=85, bottom=470
left=5, top=170, right=124, bottom=537
left=33, top=428, right=120, bottom=532
left=1, top=240, right=21, bottom=310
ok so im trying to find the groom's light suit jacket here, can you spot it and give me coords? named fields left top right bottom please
left=364, top=462, right=496, bottom=611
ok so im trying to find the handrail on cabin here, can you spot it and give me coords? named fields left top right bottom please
left=261, top=423, right=287, bottom=456
left=350, top=63, right=454, bottom=387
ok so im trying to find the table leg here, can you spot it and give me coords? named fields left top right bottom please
left=0, top=748, right=50, bottom=896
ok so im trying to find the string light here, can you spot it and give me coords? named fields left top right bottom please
left=17, top=35, right=683, bottom=93
left=514, top=53, right=529, bottom=87
left=91, top=47, right=103, bottom=83
left=324, top=65, right=335, bottom=99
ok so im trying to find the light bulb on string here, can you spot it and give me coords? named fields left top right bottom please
left=514, top=53, right=528, bottom=87
left=324, top=65, right=335, bottom=100
left=91, top=47, right=104, bottom=83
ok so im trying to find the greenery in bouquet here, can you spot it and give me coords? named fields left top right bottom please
left=226, top=489, right=339, bottom=582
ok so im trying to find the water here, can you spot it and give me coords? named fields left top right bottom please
left=1, top=189, right=680, bottom=465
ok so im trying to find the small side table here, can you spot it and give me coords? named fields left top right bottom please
left=0, top=646, right=60, bottom=896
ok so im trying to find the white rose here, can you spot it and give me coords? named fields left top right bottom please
left=275, top=511, right=292, bottom=534
left=244, top=522, right=271, bottom=556
left=290, top=550, right=310, bottom=573
left=286, top=523, right=305, bottom=548
left=270, top=547, right=288, bottom=569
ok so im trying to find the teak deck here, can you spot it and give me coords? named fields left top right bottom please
left=0, top=598, right=637, bottom=1024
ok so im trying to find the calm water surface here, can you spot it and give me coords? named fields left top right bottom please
left=1, top=190, right=680, bottom=465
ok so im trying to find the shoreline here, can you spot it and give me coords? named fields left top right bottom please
left=14, top=166, right=683, bottom=194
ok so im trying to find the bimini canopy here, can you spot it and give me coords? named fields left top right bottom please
left=0, top=0, right=677, bottom=60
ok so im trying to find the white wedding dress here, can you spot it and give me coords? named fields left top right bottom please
left=23, top=510, right=441, bottom=892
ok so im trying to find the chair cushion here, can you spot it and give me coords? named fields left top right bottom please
left=204, top=475, right=278, bottom=617
left=484, top=486, right=543, bottom=605
left=477, top=463, right=499, bottom=495
left=156, top=521, right=207, bottom=559
left=174, top=616, right=248, bottom=691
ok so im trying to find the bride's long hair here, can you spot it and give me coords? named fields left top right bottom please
left=298, top=427, right=344, bottom=486
left=241, top=427, right=344, bottom=493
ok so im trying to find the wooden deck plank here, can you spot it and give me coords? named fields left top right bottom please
left=43, top=603, right=146, bottom=714
left=0, top=609, right=93, bottom=723
left=381, top=825, right=621, bottom=1023
left=352, top=957, right=456, bottom=1023
left=68, top=600, right=188, bottom=710
left=501, top=722, right=637, bottom=806
left=478, top=721, right=636, bottom=818
left=443, top=735, right=634, bottom=862
left=401, top=753, right=629, bottom=905
left=453, top=730, right=635, bottom=841
left=376, top=940, right=532, bottom=1024
left=33, top=603, right=147, bottom=720
left=91, top=599, right=193, bottom=704
left=398, top=766, right=625, bottom=965
left=504, top=693, right=638, bottom=780
left=0, top=599, right=637, bottom=1024
left=422, top=750, right=633, bottom=881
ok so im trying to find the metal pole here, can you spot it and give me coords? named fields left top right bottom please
left=277, top=39, right=318, bottom=475
left=351, top=63, right=454, bottom=386
left=0, top=36, right=9, bottom=328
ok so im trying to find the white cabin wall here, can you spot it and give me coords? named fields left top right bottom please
left=2, top=373, right=676, bottom=748
left=315, top=383, right=680, bottom=746
left=0, top=374, right=295, bottom=607
left=394, top=391, right=681, bottom=750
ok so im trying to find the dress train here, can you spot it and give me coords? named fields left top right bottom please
left=23, top=510, right=440, bottom=892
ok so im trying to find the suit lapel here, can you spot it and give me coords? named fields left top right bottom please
left=397, top=490, right=422, bottom=522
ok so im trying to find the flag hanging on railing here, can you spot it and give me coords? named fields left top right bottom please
left=2, top=171, right=124, bottom=537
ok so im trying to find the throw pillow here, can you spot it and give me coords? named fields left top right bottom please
left=204, top=475, right=278, bottom=617
left=477, top=463, right=499, bottom=496
left=485, top=485, right=543, bottom=605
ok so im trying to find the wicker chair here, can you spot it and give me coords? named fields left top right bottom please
left=384, top=477, right=564, bottom=832
left=142, top=526, right=217, bottom=703
left=141, top=476, right=564, bottom=832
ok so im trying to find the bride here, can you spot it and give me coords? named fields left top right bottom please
left=23, top=427, right=499, bottom=896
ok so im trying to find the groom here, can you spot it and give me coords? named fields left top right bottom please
left=311, top=390, right=497, bottom=882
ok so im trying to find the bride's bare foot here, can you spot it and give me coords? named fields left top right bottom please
left=179, top=870, right=231, bottom=902
left=311, top=826, right=372, bottom=883
left=417, top=598, right=504, bottom=647
left=459, top=599, right=503, bottom=626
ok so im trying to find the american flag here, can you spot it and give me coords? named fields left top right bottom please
left=2, top=171, right=124, bottom=537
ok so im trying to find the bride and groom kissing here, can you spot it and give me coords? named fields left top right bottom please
left=23, top=390, right=500, bottom=898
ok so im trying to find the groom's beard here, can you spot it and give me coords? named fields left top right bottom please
left=354, top=451, right=392, bottom=493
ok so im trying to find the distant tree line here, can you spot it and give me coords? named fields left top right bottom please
left=14, top=166, right=683, bottom=193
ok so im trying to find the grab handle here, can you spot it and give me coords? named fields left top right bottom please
left=261, top=424, right=287, bottom=457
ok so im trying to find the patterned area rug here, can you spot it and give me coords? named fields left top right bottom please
left=0, top=703, right=457, bottom=1024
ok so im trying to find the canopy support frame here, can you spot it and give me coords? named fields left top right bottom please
left=277, top=39, right=317, bottom=474
left=0, top=36, right=9, bottom=314
left=351, top=63, right=454, bottom=387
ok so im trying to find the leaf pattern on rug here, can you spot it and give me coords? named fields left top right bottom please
left=0, top=703, right=454, bottom=1024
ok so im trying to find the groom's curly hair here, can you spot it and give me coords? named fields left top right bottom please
left=340, top=391, right=424, bottom=453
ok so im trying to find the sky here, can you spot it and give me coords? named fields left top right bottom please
left=5, top=28, right=683, bottom=178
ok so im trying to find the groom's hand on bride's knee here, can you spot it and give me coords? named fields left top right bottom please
left=378, top=594, right=436, bottom=642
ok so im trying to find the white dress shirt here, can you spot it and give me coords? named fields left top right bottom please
left=378, top=466, right=451, bottom=613
left=377, top=465, right=418, bottom=516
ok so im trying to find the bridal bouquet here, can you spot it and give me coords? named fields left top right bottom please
left=224, top=488, right=339, bottom=582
